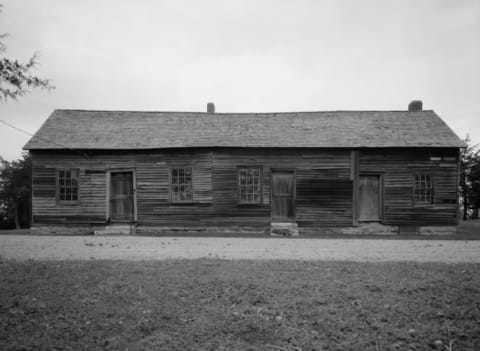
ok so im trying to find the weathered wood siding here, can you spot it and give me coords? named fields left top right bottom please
left=32, top=159, right=106, bottom=224
left=359, top=148, right=459, bottom=226
left=30, top=147, right=459, bottom=228
left=135, top=151, right=213, bottom=225
left=212, top=149, right=352, bottom=226
left=31, top=151, right=214, bottom=226
left=31, top=148, right=352, bottom=227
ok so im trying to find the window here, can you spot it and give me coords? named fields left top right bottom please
left=57, top=169, right=79, bottom=202
left=414, top=174, right=433, bottom=204
left=238, top=168, right=262, bottom=203
left=170, top=167, right=193, bottom=202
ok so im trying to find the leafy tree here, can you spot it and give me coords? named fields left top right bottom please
left=0, top=4, right=52, bottom=101
left=0, top=153, right=31, bottom=229
left=460, top=135, right=480, bottom=220
left=468, top=159, right=480, bottom=219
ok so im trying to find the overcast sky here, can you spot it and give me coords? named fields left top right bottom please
left=1, top=0, right=479, bottom=160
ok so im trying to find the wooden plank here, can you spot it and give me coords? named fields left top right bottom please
left=110, top=172, right=134, bottom=221
left=351, top=150, right=359, bottom=226
left=358, top=175, right=380, bottom=221
left=271, top=171, right=295, bottom=220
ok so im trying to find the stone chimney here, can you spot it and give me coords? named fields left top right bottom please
left=408, top=100, right=423, bottom=112
left=207, top=102, right=215, bottom=113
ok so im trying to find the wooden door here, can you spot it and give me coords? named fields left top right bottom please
left=271, top=171, right=295, bottom=220
left=358, top=175, right=381, bottom=221
left=110, top=172, right=134, bottom=222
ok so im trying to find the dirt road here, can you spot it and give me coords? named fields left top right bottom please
left=0, top=235, right=479, bottom=262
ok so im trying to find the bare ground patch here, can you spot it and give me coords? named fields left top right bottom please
left=1, top=235, right=480, bottom=262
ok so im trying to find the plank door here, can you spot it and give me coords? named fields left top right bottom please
left=358, top=175, right=381, bottom=221
left=271, top=171, right=295, bottom=220
left=110, top=172, right=134, bottom=222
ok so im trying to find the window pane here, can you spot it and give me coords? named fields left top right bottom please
left=58, top=169, right=80, bottom=202
left=238, top=168, right=261, bottom=202
left=415, top=174, right=433, bottom=203
left=185, top=169, right=192, bottom=183
left=171, top=167, right=193, bottom=201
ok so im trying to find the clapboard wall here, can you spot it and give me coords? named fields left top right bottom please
left=359, top=148, right=459, bottom=226
left=211, top=149, right=352, bottom=226
left=30, top=147, right=459, bottom=228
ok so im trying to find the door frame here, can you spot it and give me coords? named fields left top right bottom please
left=270, top=169, right=296, bottom=222
left=106, top=168, right=137, bottom=223
left=356, top=172, right=384, bottom=222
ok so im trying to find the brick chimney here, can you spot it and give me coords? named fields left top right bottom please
left=408, top=100, right=423, bottom=112
left=207, top=102, right=215, bottom=113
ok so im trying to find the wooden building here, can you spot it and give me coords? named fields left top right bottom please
left=24, top=101, right=465, bottom=235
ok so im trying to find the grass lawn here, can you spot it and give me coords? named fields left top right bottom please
left=456, top=220, right=480, bottom=238
left=1, top=260, right=479, bottom=350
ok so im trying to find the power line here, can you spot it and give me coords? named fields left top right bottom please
left=0, top=119, right=90, bottom=158
left=0, top=119, right=37, bottom=138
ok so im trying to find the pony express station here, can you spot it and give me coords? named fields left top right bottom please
left=24, top=101, right=464, bottom=236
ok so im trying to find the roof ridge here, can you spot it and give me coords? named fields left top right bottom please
left=53, top=109, right=435, bottom=114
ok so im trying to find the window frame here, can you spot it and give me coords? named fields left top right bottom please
left=169, top=166, right=194, bottom=203
left=237, top=166, right=263, bottom=205
left=56, top=168, right=80, bottom=205
left=413, top=173, right=434, bottom=205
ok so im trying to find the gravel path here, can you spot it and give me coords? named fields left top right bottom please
left=0, top=235, right=479, bottom=262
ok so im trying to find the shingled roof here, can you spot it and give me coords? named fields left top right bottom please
left=23, top=109, right=465, bottom=150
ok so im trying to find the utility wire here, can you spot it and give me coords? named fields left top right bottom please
left=0, top=119, right=90, bottom=158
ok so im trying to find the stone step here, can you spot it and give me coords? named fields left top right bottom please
left=94, top=224, right=135, bottom=235
left=270, top=222, right=299, bottom=237
left=271, top=222, right=297, bottom=228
